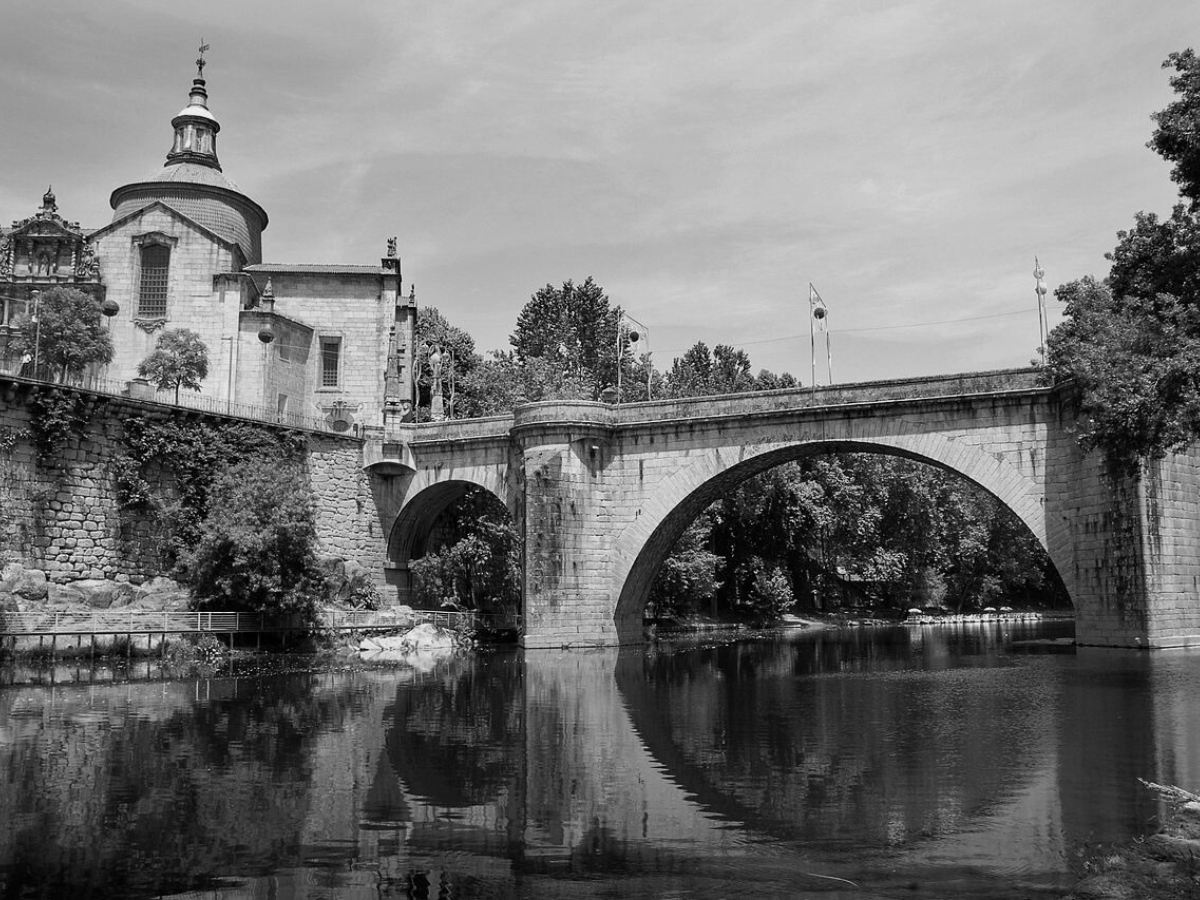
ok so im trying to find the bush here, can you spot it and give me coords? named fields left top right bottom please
left=743, top=559, right=795, bottom=623
left=410, top=501, right=520, bottom=612
left=181, top=458, right=326, bottom=621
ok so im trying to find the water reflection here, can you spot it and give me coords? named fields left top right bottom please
left=2, top=624, right=1200, bottom=898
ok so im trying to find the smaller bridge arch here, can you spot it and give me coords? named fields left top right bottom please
left=383, top=456, right=517, bottom=605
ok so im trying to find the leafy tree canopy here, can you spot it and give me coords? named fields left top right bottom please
left=183, top=458, right=327, bottom=619
left=409, top=491, right=520, bottom=613
left=510, top=277, right=619, bottom=399
left=1149, top=49, right=1200, bottom=208
left=665, top=341, right=798, bottom=398
left=137, top=328, right=209, bottom=402
left=1049, top=278, right=1200, bottom=472
left=11, top=286, right=113, bottom=382
left=1048, top=48, right=1200, bottom=471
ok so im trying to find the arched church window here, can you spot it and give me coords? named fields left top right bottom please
left=138, top=244, right=170, bottom=318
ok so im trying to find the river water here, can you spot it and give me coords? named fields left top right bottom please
left=2, top=620, right=1200, bottom=899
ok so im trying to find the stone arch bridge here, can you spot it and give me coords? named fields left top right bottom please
left=367, top=369, right=1200, bottom=650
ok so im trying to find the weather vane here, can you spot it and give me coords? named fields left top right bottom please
left=196, top=39, right=210, bottom=78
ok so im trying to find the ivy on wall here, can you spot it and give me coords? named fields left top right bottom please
left=112, top=413, right=308, bottom=567
left=26, top=388, right=91, bottom=465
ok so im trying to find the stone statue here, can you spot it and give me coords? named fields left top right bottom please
left=387, top=236, right=397, bottom=258
left=429, top=346, right=445, bottom=420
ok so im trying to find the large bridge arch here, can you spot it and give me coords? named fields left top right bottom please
left=611, top=433, right=1062, bottom=642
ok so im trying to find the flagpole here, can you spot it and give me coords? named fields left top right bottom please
left=1034, top=258, right=1048, bottom=367
left=615, top=305, right=622, bottom=403
left=825, top=322, right=833, bottom=385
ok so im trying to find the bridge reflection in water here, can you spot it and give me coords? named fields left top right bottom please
left=2, top=625, right=1200, bottom=898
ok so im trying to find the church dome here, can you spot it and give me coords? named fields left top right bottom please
left=109, top=56, right=267, bottom=266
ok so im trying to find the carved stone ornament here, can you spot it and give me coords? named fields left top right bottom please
left=74, top=241, right=101, bottom=280
left=134, top=317, right=169, bottom=334
left=0, top=233, right=11, bottom=278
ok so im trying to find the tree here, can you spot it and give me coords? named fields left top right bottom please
left=1048, top=49, right=1200, bottom=471
left=646, top=519, right=720, bottom=620
left=1149, top=49, right=1200, bottom=209
left=409, top=492, right=520, bottom=612
left=510, top=277, right=619, bottom=399
left=137, top=328, right=209, bottom=402
left=1048, top=278, right=1200, bottom=471
left=665, top=341, right=716, bottom=398
left=10, top=286, right=112, bottom=382
left=182, top=458, right=327, bottom=619
left=665, top=342, right=789, bottom=398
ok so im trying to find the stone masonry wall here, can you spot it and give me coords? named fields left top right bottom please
left=521, top=435, right=619, bottom=647
left=0, top=388, right=160, bottom=582
left=307, top=433, right=388, bottom=590
left=0, top=380, right=380, bottom=592
left=1140, top=448, right=1200, bottom=646
left=270, top=273, right=388, bottom=430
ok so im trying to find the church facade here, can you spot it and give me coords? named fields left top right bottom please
left=0, top=63, right=417, bottom=437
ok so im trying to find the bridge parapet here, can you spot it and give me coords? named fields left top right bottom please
left=391, top=414, right=514, bottom=446
left=610, top=368, right=1049, bottom=426
left=513, top=400, right=617, bottom=444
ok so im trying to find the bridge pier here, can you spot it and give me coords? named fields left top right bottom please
left=1067, top=450, right=1200, bottom=649
left=517, top=404, right=627, bottom=649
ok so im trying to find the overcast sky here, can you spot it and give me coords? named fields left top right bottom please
left=1, top=1, right=1195, bottom=383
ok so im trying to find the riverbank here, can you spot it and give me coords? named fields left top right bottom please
left=1067, top=782, right=1200, bottom=900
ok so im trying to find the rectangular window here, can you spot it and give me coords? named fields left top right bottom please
left=138, top=244, right=170, bottom=318
left=320, top=338, right=341, bottom=388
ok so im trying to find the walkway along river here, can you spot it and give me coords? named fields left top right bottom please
left=2, top=620, right=1199, bottom=898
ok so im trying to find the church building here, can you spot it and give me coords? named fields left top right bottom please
left=0, top=57, right=418, bottom=436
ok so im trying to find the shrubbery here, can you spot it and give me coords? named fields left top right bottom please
left=182, top=458, right=327, bottom=621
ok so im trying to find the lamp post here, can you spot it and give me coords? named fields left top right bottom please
left=1033, top=259, right=1049, bottom=367
left=99, top=298, right=119, bottom=389
left=30, top=290, right=41, bottom=379
left=615, top=308, right=650, bottom=403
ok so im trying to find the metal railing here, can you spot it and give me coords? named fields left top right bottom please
left=0, top=607, right=521, bottom=637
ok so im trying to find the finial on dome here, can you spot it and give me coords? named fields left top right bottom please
left=42, top=186, right=56, bottom=213
left=197, top=39, right=210, bottom=79
left=166, top=44, right=222, bottom=170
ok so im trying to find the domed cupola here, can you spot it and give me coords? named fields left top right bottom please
left=109, top=46, right=268, bottom=266
left=166, top=56, right=222, bottom=170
